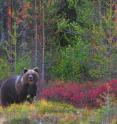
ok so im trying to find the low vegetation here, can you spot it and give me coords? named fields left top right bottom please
left=0, top=99, right=117, bottom=124
left=40, top=80, right=117, bottom=107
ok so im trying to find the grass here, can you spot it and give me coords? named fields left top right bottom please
left=0, top=100, right=117, bottom=124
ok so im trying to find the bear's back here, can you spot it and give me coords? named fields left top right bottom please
left=1, top=76, right=29, bottom=104
left=2, top=76, right=17, bottom=91
left=0, top=76, right=20, bottom=105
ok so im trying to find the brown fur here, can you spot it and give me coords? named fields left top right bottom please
left=0, top=67, right=39, bottom=106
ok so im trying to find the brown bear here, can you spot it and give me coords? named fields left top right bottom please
left=0, top=67, right=39, bottom=106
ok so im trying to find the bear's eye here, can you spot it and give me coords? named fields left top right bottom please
left=32, top=74, right=37, bottom=80
left=32, top=74, right=36, bottom=78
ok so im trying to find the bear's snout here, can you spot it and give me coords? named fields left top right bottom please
left=28, top=75, right=34, bottom=81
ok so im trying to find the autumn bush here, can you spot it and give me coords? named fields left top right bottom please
left=39, top=80, right=117, bottom=107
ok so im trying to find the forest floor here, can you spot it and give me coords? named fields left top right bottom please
left=0, top=80, right=117, bottom=124
left=0, top=116, right=6, bottom=124
left=0, top=101, right=116, bottom=124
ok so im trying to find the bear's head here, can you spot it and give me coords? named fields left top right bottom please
left=22, top=67, right=39, bottom=85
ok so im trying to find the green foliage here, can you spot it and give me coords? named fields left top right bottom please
left=0, top=58, right=11, bottom=80
left=88, top=46, right=110, bottom=79
left=57, top=18, right=69, bottom=31
left=16, top=54, right=32, bottom=74
left=51, top=41, right=90, bottom=81
left=68, top=0, right=77, bottom=9
left=8, top=118, right=34, bottom=124
left=45, top=0, right=94, bottom=81
left=0, top=0, right=116, bottom=82
left=46, top=0, right=117, bottom=81
left=76, top=0, right=93, bottom=26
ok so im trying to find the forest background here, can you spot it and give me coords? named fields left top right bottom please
left=0, top=0, right=117, bottom=83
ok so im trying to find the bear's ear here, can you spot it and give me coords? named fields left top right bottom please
left=23, top=68, right=28, bottom=73
left=33, top=67, right=39, bottom=73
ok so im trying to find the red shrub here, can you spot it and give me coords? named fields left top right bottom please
left=39, top=80, right=117, bottom=107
